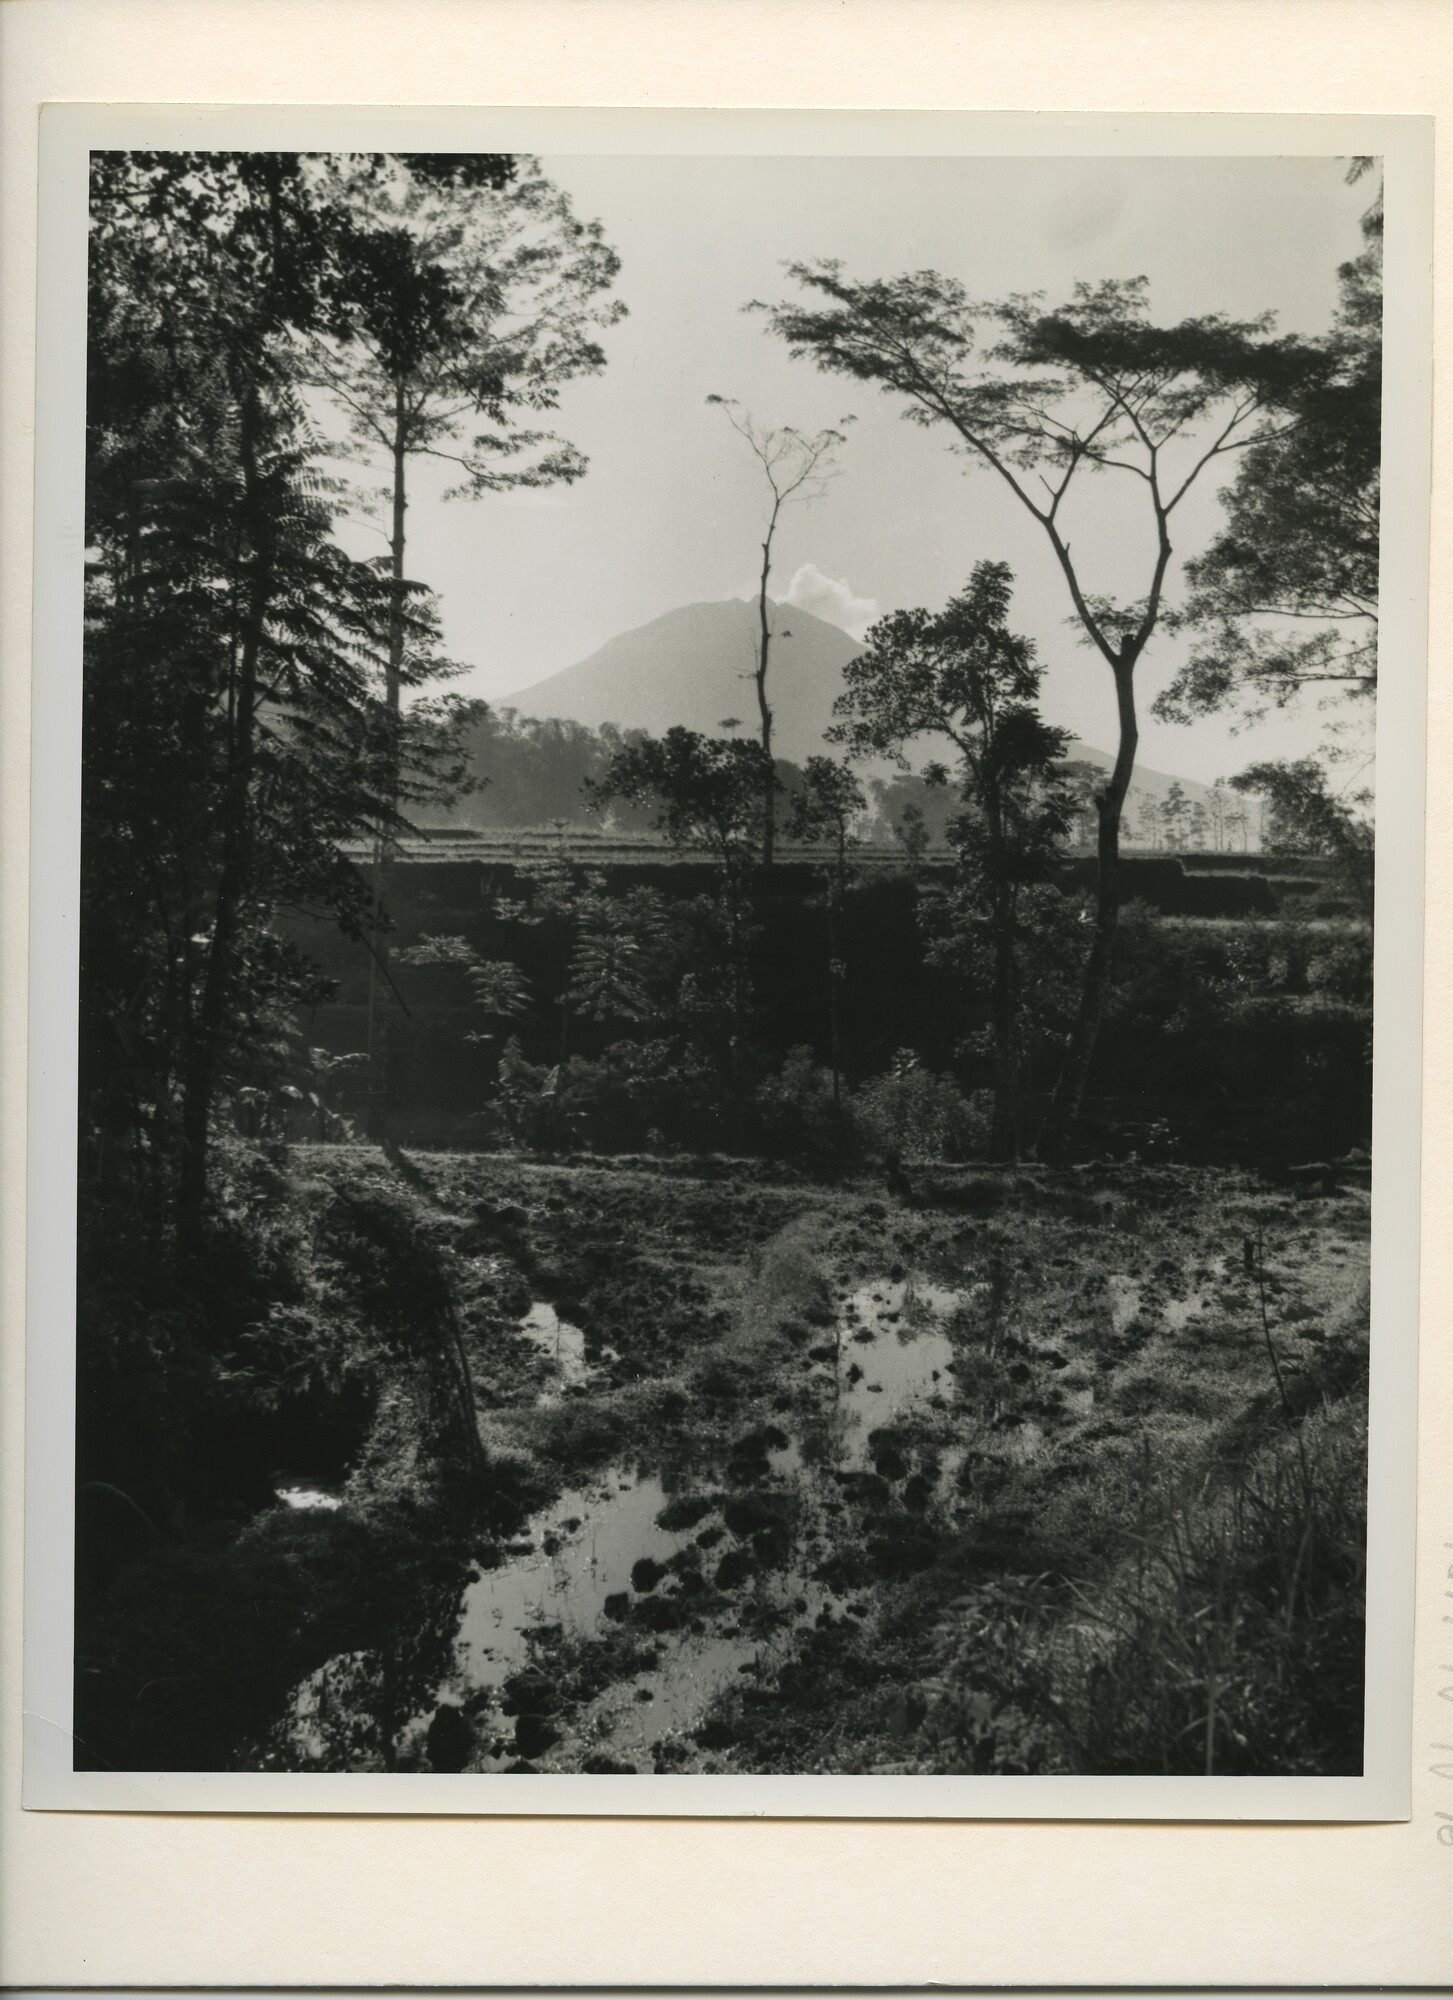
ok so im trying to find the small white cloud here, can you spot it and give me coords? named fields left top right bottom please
left=781, top=562, right=880, bottom=642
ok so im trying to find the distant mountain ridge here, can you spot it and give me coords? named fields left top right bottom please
left=498, top=595, right=1210, bottom=814
left=502, top=598, right=860, bottom=764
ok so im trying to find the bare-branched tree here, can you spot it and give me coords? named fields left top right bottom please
left=706, top=396, right=851, bottom=865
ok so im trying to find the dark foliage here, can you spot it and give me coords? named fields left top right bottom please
left=832, top=563, right=1078, bottom=1158
left=83, top=149, right=485, bottom=1265
left=1156, top=170, right=1382, bottom=723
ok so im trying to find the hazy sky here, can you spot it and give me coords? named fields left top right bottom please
left=337, top=153, right=1372, bottom=783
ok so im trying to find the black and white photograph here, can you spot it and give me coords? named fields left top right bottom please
left=28, top=107, right=1427, bottom=1810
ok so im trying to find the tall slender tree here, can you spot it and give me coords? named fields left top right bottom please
left=706, top=397, right=850, bottom=865
left=567, top=882, right=664, bottom=1131
left=85, top=153, right=436, bottom=1259
left=1133, top=796, right=1162, bottom=851
left=1160, top=780, right=1189, bottom=851
left=1207, top=777, right=1231, bottom=851
left=590, top=728, right=774, bottom=1123
left=760, top=267, right=1326, bottom=1155
left=309, top=154, right=626, bottom=1133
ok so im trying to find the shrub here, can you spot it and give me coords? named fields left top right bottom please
left=488, top=1032, right=730, bottom=1155
left=851, top=1050, right=991, bottom=1162
left=752, top=1046, right=850, bottom=1162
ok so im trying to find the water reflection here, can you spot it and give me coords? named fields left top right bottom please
left=830, top=1279, right=962, bottom=1468
left=267, top=1270, right=976, bottom=1773
left=517, top=1300, right=593, bottom=1402
left=457, top=1472, right=676, bottom=1683
left=274, top=1479, right=344, bottom=1512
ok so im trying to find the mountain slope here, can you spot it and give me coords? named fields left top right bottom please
left=500, top=597, right=1212, bottom=816
left=501, top=597, right=863, bottom=767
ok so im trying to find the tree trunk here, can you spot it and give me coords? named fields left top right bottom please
left=725, top=876, right=748, bottom=1146
left=365, top=389, right=408, bottom=1142
left=445, top=1302, right=486, bottom=1471
left=988, top=904, right=1022, bottom=1164
left=978, top=763, right=1022, bottom=1164
left=755, top=517, right=777, bottom=866
left=604, top=1028, right=615, bottom=1150
left=177, top=382, right=270, bottom=1262
left=826, top=875, right=842, bottom=1118
left=1039, top=653, right=1139, bottom=1163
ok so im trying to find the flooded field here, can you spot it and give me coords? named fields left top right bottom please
left=267, top=1270, right=979, bottom=1771
left=84, top=1150, right=1371, bottom=1779
left=231, top=1151, right=1370, bottom=1777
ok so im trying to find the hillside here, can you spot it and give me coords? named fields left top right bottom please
left=501, top=597, right=862, bottom=766
left=485, top=596, right=1212, bottom=825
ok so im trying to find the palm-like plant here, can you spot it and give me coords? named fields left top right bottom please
left=566, top=887, right=664, bottom=1134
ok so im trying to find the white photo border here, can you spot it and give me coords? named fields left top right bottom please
left=23, top=100, right=1432, bottom=1821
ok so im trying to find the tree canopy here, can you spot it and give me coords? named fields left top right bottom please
left=1156, top=168, right=1382, bottom=725
left=758, top=267, right=1325, bottom=676
left=832, top=562, right=1076, bottom=1158
left=707, top=395, right=851, bottom=863
left=311, top=154, right=625, bottom=504
left=759, top=262, right=1328, bottom=1151
left=589, top=726, right=777, bottom=869
left=82, top=151, right=504, bottom=1252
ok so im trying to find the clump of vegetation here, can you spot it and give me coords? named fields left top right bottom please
left=753, top=1218, right=834, bottom=1325
left=928, top=1392, right=1366, bottom=1776
left=832, top=561, right=1081, bottom=1159
left=851, top=1052, right=989, bottom=1165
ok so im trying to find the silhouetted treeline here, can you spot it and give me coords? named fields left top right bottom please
left=421, top=711, right=1106, bottom=860
left=422, top=710, right=653, bottom=830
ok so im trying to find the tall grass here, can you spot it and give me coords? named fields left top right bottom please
left=929, top=1393, right=1367, bottom=1776
left=1053, top=1396, right=1367, bottom=1774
